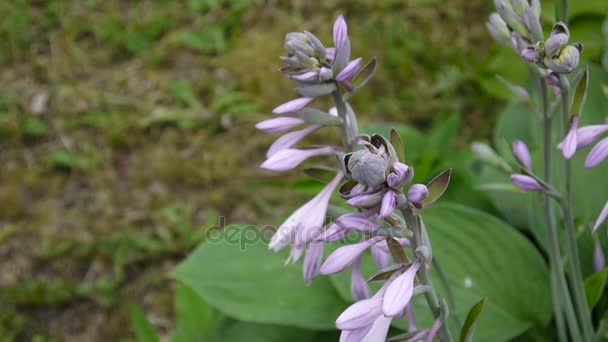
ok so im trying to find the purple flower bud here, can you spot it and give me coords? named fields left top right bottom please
left=592, top=200, right=608, bottom=233
left=512, top=140, right=533, bottom=170
left=325, top=48, right=335, bottom=63
left=486, top=13, right=510, bottom=45
left=521, top=47, right=538, bottom=63
left=339, top=326, right=373, bottom=342
left=511, top=174, right=545, bottom=192
left=358, top=315, right=392, bottom=342
left=336, top=296, right=383, bottom=331
left=351, top=258, right=371, bottom=301
left=333, top=16, right=348, bottom=51
left=255, top=117, right=306, bottom=134
left=319, top=67, right=334, bottom=81
left=585, top=137, right=608, bottom=169
left=371, top=244, right=391, bottom=270
left=594, top=238, right=605, bottom=272
left=382, top=260, right=422, bottom=317
left=407, top=184, right=429, bottom=207
left=260, top=146, right=338, bottom=172
left=545, top=32, right=569, bottom=57
left=387, top=162, right=414, bottom=189
left=269, top=173, right=343, bottom=253
left=335, top=212, right=379, bottom=232
left=303, top=241, right=324, bottom=284
left=558, top=116, right=579, bottom=159
left=266, top=125, right=322, bottom=157
left=290, top=71, right=319, bottom=82
left=575, top=124, right=608, bottom=150
left=320, top=237, right=382, bottom=275
left=347, top=150, right=388, bottom=187
left=380, top=190, right=397, bottom=218
left=545, top=44, right=581, bottom=74
left=272, top=97, right=314, bottom=115
left=346, top=190, right=385, bottom=209
left=336, top=58, right=362, bottom=82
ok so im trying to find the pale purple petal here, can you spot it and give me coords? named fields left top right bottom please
left=272, top=97, right=314, bottom=115
left=335, top=297, right=382, bottom=330
left=558, top=116, right=579, bottom=159
left=269, top=172, right=343, bottom=252
left=260, top=146, right=338, bottom=172
left=387, top=162, right=413, bottom=189
left=511, top=174, right=545, bottom=192
left=290, top=71, right=319, bottom=82
left=512, top=140, right=533, bottom=170
left=593, top=200, right=608, bottom=233
left=333, top=16, right=348, bottom=51
left=320, top=237, right=382, bottom=275
left=325, top=48, right=336, bottom=62
left=319, top=223, right=349, bottom=242
left=585, top=137, right=608, bottom=168
left=382, top=260, right=422, bottom=317
left=426, top=319, right=443, bottom=342
left=594, top=238, right=605, bottom=272
left=575, top=124, right=608, bottom=149
left=407, top=184, right=428, bottom=207
left=266, top=125, right=322, bottom=157
left=371, top=244, right=391, bottom=270
left=351, top=257, right=371, bottom=301
left=335, top=212, right=378, bottom=232
left=360, top=315, right=392, bottom=342
left=336, top=58, right=362, bottom=82
left=303, top=241, right=324, bottom=284
left=380, top=190, right=397, bottom=218
left=255, top=117, right=306, bottom=134
left=340, top=325, right=373, bottom=342
left=406, top=304, right=417, bottom=331
left=347, top=190, right=385, bottom=208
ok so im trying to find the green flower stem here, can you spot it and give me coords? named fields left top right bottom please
left=401, top=205, right=454, bottom=342
left=331, top=85, right=356, bottom=152
left=537, top=75, right=581, bottom=342
left=558, top=74, right=594, bottom=341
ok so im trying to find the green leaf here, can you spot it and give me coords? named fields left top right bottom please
left=460, top=298, right=487, bottom=342
left=571, top=66, right=589, bottom=117
left=216, top=321, right=320, bottom=342
left=390, top=128, right=406, bottom=162
left=585, top=269, right=608, bottom=309
left=422, top=169, right=452, bottom=207
left=387, top=237, right=409, bottom=264
left=172, top=283, right=224, bottom=342
left=173, top=226, right=348, bottom=329
left=130, top=305, right=159, bottom=342
left=330, top=204, right=552, bottom=341
left=352, top=57, right=377, bottom=91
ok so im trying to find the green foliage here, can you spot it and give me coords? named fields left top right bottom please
left=173, top=226, right=349, bottom=330
left=585, top=269, right=608, bottom=309
left=460, top=298, right=486, bottom=342
left=130, top=305, right=160, bottom=342
left=172, top=283, right=224, bottom=342
left=330, top=204, right=551, bottom=341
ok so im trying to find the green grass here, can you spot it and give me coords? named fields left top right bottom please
left=0, top=0, right=542, bottom=340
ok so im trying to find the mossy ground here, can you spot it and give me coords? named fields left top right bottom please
left=0, top=0, right=499, bottom=340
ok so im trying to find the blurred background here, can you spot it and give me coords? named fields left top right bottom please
left=0, top=0, right=605, bottom=340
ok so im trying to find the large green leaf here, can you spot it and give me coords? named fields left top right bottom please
left=172, top=226, right=348, bottom=330
left=215, top=321, right=339, bottom=342
left=330, top=204, right=551, bottom=341
left=172, top=283, right=224, bottom=342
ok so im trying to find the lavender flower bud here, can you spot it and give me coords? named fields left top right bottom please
left=512, top=140, right=533, bottom=170
left=320, top=237, right=382, bottom=275
left=260, top=146, right=337, bottom=172
left=303, top=241, right=324, bottom=284
left=558, top=116, right=579, bottom=160
left=594, top=238, right=605, bottom=272
left=407, top=184, right=429, bottom=207
left=487, top=13, right=511, bottom=45
left=347, top=150, right=388, bottom=187
left=319, top=67, right=333, bottom=81
left=382, top=260, right=422, bottom=317
left=544, top=44, right=582, bottom=74
left=336, top=297, right=383, bottom=330
left=380, top=190, right=397, bottom=218
left=593, top=200, right=608, bottom=233
left=521, top=47, right=538, bottom=63
left=333, top=16, right=348, bottom=51
left=346, top=190, right=385, bottom=209
left=511, top=174, right=545, bottom=192
left=387, top=162, right=413, bottom=189
left=585, top=137, right=608, bottom=169
left=336, top=58, right=362, bottom=82
left=351, top=258, right=371, bottom=301
left=273, top=97, right=314, bottom=115
left=545, top=22, right=570, bottom=57
left=255, top=117, right=305, bottom=134
left=575, top=124, right=608, bottom=150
